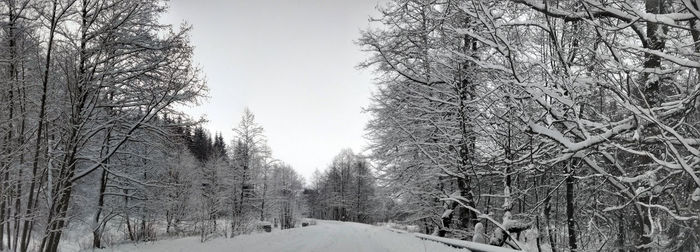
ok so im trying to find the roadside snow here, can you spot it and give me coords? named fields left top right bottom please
left=92, top=220, right=468, bottom=252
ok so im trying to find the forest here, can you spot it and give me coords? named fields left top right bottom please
left=359, top=0, right=700, bottom=251
left=1, top=0, right=700, bottom=251
left=0, top=0, right=318, bottom=251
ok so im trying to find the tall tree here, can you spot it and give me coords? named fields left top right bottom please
left=230, top=108, right=267, bottom=236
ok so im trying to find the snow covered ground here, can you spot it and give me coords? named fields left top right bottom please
left=91, top=220, right=469, bottom=252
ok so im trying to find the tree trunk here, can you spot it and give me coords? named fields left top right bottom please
left=0, top=4, right=16, bottom=250
left=92, top=168, right=108, bottom=248
left=42, top=177, right=76, bottom=252
left=260, top=170, right=267, bottom=221
left=456, top=25, right=479, bottom=232
left=543, top=173, right=556, bottom=252
left=565, top=162, right=577, bottom=251
left=631, top=1, right=666, bottom=250
left=356, top=170, right=361, bottom=223
left=125, top=189, right=134, bottom=241
left=642, top=0, right=665, bottom=107
left=21, top=1, right=59, bottom=250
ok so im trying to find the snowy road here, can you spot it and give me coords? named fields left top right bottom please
left=98, top=221, right=468, bottom=252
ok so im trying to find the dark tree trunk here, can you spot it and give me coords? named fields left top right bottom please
left=21, top=1, right=59, bottom=250
left=121, top=188, right=133, bottom=241
left=565, top=162, right=577, bottom=251
left=642, top=0, right=666, bottom=107
left=543, top=172, right=556, bottom=252
left=631, top=1, right=666, bottom=250
left=260, top=170, right=267, bottom=221
left=92, top=168, right=108, bottom=248
left=0, top=3, right=18, bottom=250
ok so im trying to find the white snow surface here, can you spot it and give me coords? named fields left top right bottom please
left=91, top=220, right=468, bottom=252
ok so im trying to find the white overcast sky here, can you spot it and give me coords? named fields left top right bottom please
left=162, top=0, right=383, bottom=182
